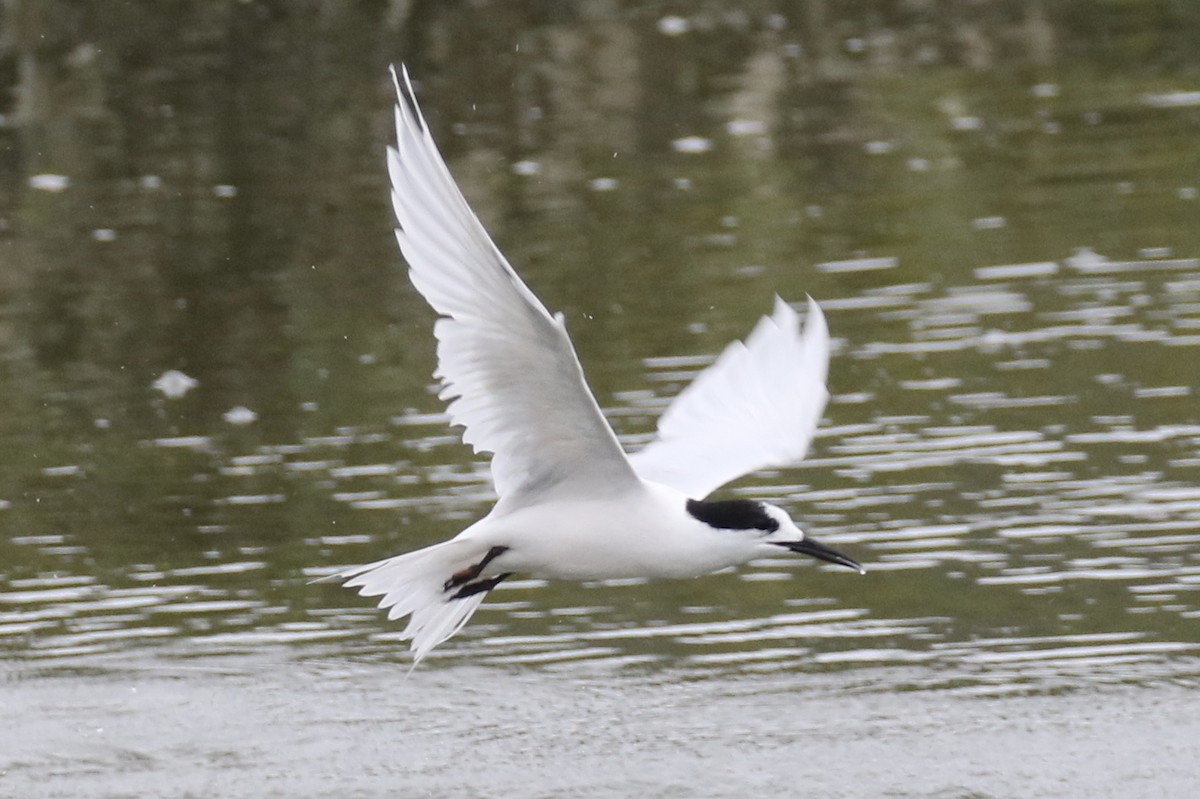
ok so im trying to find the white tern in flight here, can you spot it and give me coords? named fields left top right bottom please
left=325, top=66, right=864, bottom=665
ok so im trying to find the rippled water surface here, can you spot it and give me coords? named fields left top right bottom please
left=3, top=5, right=1200, bottom=797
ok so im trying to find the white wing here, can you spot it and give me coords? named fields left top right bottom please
left=629, top=296, right=830, bottom=499
left=387, top=66, right=639, bottom=504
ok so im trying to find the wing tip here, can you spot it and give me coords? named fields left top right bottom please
left=390, top=62, right=429, bottom=135
left=771, top=294, right=824, bottom=325
left=777, top=294, right=827, bottom=343
left=803, top=294, right=829, bottom=341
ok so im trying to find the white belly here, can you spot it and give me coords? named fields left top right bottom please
left=461, top=487, right=763, bottom=581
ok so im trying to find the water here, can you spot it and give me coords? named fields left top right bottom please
left=7, top=656, right=1200, bottom=798
left=3, top=5, right=1200, bottom=796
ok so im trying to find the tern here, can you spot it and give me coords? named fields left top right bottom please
left=327, top=66, right=864, bottom=665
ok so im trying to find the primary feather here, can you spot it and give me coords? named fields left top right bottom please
left=629, top=296, right=830, bottom=498
left=387, top=66, right=639, bottom=507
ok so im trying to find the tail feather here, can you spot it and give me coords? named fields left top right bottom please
left=405, top=592, right=487, bottom=657
left=331, top=539, right=491, bottom=665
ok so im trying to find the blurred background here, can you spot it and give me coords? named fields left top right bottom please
left=2, top=2, right=1199, bottom=797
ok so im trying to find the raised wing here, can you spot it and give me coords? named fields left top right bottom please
left=629, top=297, right=830, bottom=499
left=387, top=66, right=639, bottom=503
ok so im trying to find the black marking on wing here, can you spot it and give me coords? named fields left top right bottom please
left=686, top=498, right=779, bottom=532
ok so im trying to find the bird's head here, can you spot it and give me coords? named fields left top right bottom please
left=685, top=498, right=865, bottom=574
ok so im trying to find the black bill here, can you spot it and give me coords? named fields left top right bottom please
left=777, top=537, right=865, bottom=574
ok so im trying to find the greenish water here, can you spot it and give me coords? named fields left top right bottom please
left=2, top=4, right=1200, bottom=797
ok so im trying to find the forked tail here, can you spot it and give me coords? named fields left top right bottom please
left=326, top=539, right=506, bottom=665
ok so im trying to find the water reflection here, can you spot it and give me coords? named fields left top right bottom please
left=2, top=5, right=1200, bottom=707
